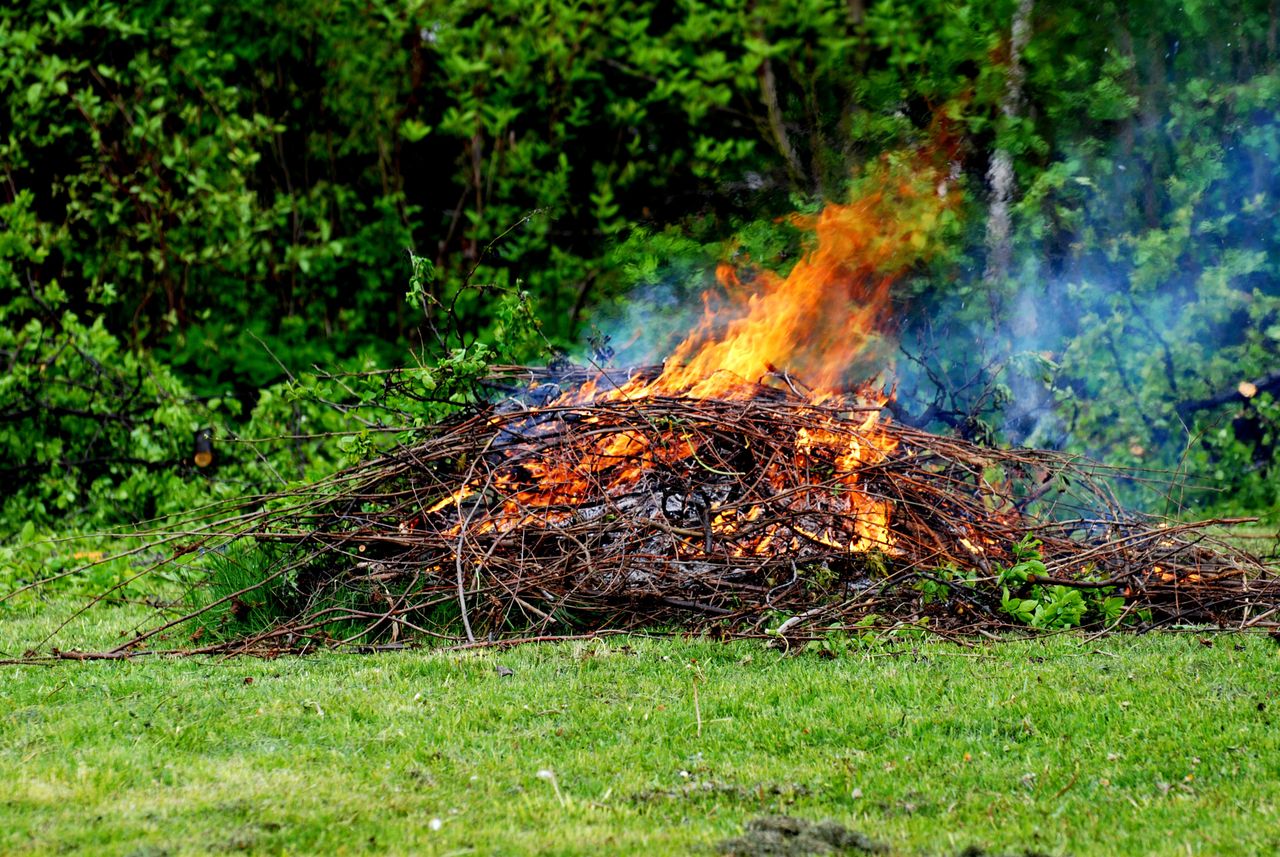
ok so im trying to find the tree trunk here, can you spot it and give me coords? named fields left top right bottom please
left=757, top=45, right=806, bottom=191
left=983, top=0, right=1034, bottom=287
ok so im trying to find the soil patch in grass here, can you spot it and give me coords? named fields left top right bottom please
left=718, top=815, right=886, bottom=856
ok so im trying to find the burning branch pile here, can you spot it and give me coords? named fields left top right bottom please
left=132, top=366, right=1272, bottom=657
left=61, top=144, right=1278, bottom=657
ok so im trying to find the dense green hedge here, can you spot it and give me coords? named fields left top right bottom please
left=3, top=0, right=1280, bottom=531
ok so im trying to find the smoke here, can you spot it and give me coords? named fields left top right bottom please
left=571, top=33, right=1280, bottom=515
left=578, top=271, right=721, bottom=370
left=892, top=100, right=1280, bottom=513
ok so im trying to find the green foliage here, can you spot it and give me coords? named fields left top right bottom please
left=1, top=175, right=536, bottom=528
left=995, top=536, right=1130, bottom=630
left=1197, top=393, right=1280, bottom=515
left=1000, top=584, right=1087, bottom=630
left=995, top=535, right=1049, bottom=587
left=0, top=254, right=221, bottom=529
left=5, top=0, right=1280, bottom=538
left=892, top=2, right=1280, bottom=518
left=1, top=0, right=1011, bottom=357
left=913, top=564, right=976, bottom=606
left=0, top=259, right=355, bottom=531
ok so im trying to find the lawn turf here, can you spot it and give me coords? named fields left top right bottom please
left=1, top=602, right=1278, bottom=856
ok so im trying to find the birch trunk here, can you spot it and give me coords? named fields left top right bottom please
left=983, top=0, right=1034, bottom=285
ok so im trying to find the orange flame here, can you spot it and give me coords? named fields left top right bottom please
left=590, top=147, right=959, bottom=401
left=430, top=145, right=961, bottom=560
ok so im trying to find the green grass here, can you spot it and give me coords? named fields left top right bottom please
left=2, top=603, right=1279, bottom=856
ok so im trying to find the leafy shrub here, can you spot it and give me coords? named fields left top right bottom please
left=997, top=536, right=1129, bottom=630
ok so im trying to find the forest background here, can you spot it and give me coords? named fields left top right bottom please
left=3, top=0, right=1280, bottom=590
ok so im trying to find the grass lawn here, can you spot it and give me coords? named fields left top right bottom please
left=1, top=602, right=1278, bottom=856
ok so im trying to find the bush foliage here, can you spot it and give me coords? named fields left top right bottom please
left=3, top=0, right=1280, bottom=534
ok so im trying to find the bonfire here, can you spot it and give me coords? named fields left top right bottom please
left=58, top=148, right=1276, bottom=658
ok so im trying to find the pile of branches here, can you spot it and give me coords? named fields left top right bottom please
left=56, top=368, right=1280, bottom=657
